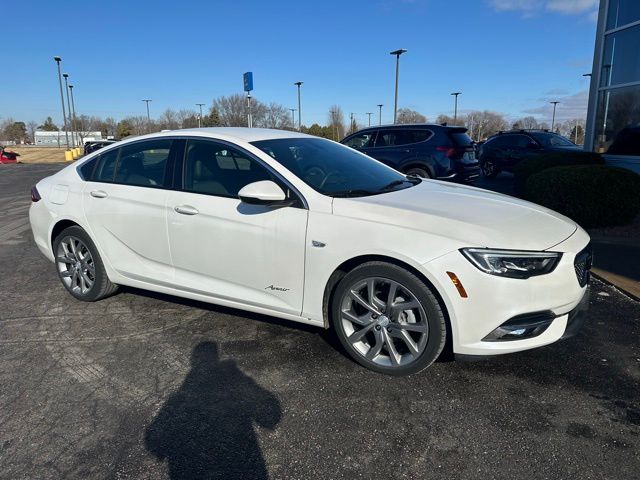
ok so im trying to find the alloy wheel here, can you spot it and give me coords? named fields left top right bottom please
left=56, top=235, right=96, bottom=295
left=340, top=277, right=429, bottom=368
left=481, top=160, right=495, bottom=177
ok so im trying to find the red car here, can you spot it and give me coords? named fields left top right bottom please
left=0, top=147, right=20, bottom=164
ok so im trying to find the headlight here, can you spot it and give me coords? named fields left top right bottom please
left=460, top=248, right=562, bottom=279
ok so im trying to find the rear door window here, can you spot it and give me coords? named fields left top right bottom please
left=114, top=139, right=173, bottom=187
left=375, top=129, right=430, bottom=147
left=449, top=131, right=474, bottom=147
left=93, top=148, right=119, bottom=182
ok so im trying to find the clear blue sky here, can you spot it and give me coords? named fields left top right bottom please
left=1, top=0, right=598, bottom=127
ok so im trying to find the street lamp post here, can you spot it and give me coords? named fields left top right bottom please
left=377, top=104, right=383, bottom=125
left=390, top=49, right=407, bottom=124
left=289, top=108, right=296, bottom=128
left=53, top=57, right=69, bottom=149
left=294, top=82, right=303, bottom=131
left=196, top=103, right=205, bottom=127
left=366, top=112, right=373, bottom=127
left=62, top=73, right=74, bottom=147
left=142, top=99, right=152, bottom=131
left=451, top=92, right=461, bottom=124
left=550, top=101, right=560, bottom=131
left=68, top=84, right=79, bottom=146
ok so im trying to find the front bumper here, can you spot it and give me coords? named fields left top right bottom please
left=422, top=227, right=591, bottom=356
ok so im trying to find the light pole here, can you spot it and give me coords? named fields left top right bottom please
left=377, top=104, right=383, bottom=125
left=62, top=73, right=75, bottom=147
left=350, top=113, right=355, bottom=134
left=68, top=84, right=79, bottom=146
left=390, top=49, right=407, bottom=123
left=142, top=99, right=152, bottom=131
left=196, top=103, right=205, bottom=127
left=550, top=101, right=560, bottom=131
left=366, top=112, right=373, bottom=127
left=53, top=58, right=69, bottom=149
left=246, top=93, right=253, bottom=128
left=289, top=108, right=296, bottom=128
left=294, top=82, right=303, bottom=131
left=451, top=92, right=461, bottom=124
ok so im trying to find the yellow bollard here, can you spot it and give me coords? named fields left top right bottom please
left=65, top=150, right=74, bottom=161
left=75, top=147, right=82, bottom=157
left=71, top=149, right=79, bottom=160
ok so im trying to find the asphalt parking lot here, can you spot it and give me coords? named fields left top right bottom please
left=1, top=163, right=639, bottom=480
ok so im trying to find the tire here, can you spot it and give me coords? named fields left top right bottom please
left=53, top=226, right=119, bottom=302
left=406, top=167, right=432, bottom=179
left=331, top=261, right=446, bottom=375
left=480, top=158, right=500, bottom=178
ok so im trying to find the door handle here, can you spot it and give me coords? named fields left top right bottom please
left=90, top=190, right=107, bottom=198
left=174, top=205, right=199, bottom=216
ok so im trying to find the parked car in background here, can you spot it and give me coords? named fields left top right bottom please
left=341, top=124, right=480, bottom=183
left=84, top=140, right=116, bottom=155
left=30, top=128, right=590, bottom=375
left=0, top=146, right=20, bottom=164
left=477, top=130, right=582, bottom=178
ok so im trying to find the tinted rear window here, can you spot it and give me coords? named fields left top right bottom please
left=449, top=131, right=473, bottom=147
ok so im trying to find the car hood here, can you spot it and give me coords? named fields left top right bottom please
left=332, top=181, right=577, bottom=251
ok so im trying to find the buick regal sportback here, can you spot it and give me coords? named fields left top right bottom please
left=29, top=128, right=591, bottom=375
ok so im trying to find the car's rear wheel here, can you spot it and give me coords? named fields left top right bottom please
left=481, top=158, right=499, bottom=178
left=331, top=262, right=446, bottom=375
left=406, top=167, right=431, bottom=179
left=53, top=226, right=118, bottom=301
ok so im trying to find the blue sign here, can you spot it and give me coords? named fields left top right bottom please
left=243, top=72, right=253, bottom=92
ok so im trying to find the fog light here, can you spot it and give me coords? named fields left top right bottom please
left=483, top=311, right=555, bottom=341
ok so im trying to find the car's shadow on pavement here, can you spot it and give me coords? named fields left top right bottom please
left=144, top=340, right=282, bottom=480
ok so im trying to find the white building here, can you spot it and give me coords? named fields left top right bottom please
left=34, top=130, right=103, bottom=146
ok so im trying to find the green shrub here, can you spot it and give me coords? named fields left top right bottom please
left=525, top=165, right=640, bottom=228
left=513, top=151, right=604, bottom=195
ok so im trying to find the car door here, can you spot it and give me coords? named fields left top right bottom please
left=508, top=134, right=539, bottom=165
left=370, top=129, right=417, bottom=169
left=165, top=138, right=308, bottom=316
left=82, top=139, right=176, bottom=283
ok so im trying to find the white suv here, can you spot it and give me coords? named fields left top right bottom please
left=29, top=128, right=591, bottom=375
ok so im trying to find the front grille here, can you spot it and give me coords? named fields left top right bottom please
left=574, top=243, right=593, bottom=287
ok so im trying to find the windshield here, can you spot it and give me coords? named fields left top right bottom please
left=531, top=132, right=576, bottom=147
left=251, top=137, right=419, bottom=197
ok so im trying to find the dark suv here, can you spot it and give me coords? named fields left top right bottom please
left=340, top=124, right=480, bottom=182
left=477, top=130, right=581, bottom=178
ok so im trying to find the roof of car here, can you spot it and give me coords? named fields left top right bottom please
left=170, top=127, right=312, bottom=142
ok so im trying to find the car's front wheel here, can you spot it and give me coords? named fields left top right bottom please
left=331, top=262, right=446, bottom=375
left=53, top=226, right=118, bottom=301
left=405, top=167, right=431, bottom=179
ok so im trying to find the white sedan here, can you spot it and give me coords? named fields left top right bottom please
left=29, top=128, right=591, bottom=375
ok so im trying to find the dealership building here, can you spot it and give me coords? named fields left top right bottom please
left=585, top=0, right=640, bottom=173
left=34, top=130, right=103, bottom=146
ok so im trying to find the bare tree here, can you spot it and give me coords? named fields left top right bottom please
left=258, top=103, right=292, bottom=129
left=327, top=105, right=346, bottom=140
left=396, top=108, right=427, bottom=124
left=465, top=111, right=508, bottom=140
left=212, top=94, right=250, bottom=127
left=27, top=121, right=38, bottom=143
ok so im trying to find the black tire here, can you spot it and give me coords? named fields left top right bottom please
left=406, top=167, right=432, bottom=179
left=53, top=225, right=119, bottom=302
left=331, top=261, right=446, bottom=376
left=480, top=158, right=500, bottom=178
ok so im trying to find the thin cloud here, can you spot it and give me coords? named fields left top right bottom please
left=488, top=0, right=598, bottom=20
left=523, top=89, right=589, bottom=121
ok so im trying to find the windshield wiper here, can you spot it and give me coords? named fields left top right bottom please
left=378, top=177, right=420, bottom=192
left=329, top=189, right=378, bottom=198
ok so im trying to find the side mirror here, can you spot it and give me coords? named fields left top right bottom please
left=238, top=180, right=290, bottom=206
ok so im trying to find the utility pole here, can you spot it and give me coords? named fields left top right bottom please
left=142, top=99, right=152, bottom=132
left=377, top=104, right=383, bottom=125
left=390, top=49, right=407, bottom=123
left=451, top=92, right=461, bottom=124
left=550, top=101, right=560, bottom=131
left=196, top=103, right=205, bottom=127
left=294, top=82, right=303, bottom=131
left=62, top=73, right=74, bottom=147
left=69, top=84, right=79, bottom=146
left=53, top=57, right=69, bottom=149
left=366, top=112, right=373, bottom=126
